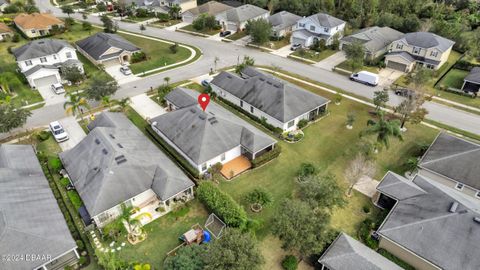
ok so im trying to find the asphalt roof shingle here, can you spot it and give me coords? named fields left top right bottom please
left=465, top=67, right=480, bottom=84
left=13, top=39, right=73, bottom=61
left=217, top=4, right=268, bottom=23
left=76, top=33, right=140, bottom=61
left=183, top=1, right=232, bottom=16
left=401, top=32, right=455, bottom=52
left=268, top=11, right=301, bottom=32
left=14, top=13, right=63, bottom=30
left=309, top=12, right=345, bottom=28
left=341, top=26, right=404, bottom=54
left=0, top=145, right=76, bottom=270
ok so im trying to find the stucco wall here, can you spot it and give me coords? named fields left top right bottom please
left=379, top=237, right=440, bottom=270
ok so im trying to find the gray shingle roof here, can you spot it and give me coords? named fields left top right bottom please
left=377, top=173, right=480, bottom=270
left=217, top=4, right=268, bottom=23
left=319, top=232, right=404, bottom=270
left=268, top=11, right=301, bottom=32
left=183, top=1, right=232, bottom=16
left=59, top=112, right=194, bottom=217
left=152, top=87, right=276, bottom=165
left=385, top=51, right=415, bottom=63
left=309, top=12, right=345, bottom=28
left=419, top=132, right=480, bottom=190
left=465, top=67, right=480, bottom=84
left=165, top=88, right=197, bottom=108
left=376, top=171, right=426, bottom=200
left=401, top=32, right=455, bottom=52
left=13, top=39, right=72, bottom=61
left=23, top=64, right=57, bottom=77
left=211, top=67, right=330, bottom=123
left=0, top=145, right=76, bottom=270
left=341, top=26, right=404, bottom=54
left=76, top=33, right=140, bottom=61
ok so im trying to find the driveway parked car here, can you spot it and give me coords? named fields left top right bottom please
left=394, top=88, right=417, bottom=98
left=49, top=121, right=69, bottom=142
left=51, top=83, right=65, bottom=95
left=220, top=31, right=231, bottom=37
left=120, top=65, right=132, bottom=75
left=290, top=44, right=301, bottom=51
left=201, top=79, right=211, bottom=87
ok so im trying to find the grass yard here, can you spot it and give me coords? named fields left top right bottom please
left=291, top=49, right=337, bottom=63
left=335, top=60, right=379, bottom=74
left=123, top=15, right=156, bottom=23
left=181, top=24, right=221, bottom=36
left=227, top=30, right=248, bottom=40
left=150, top=19, right=182, bottom=28
left=119, top=34, right=192, bottom=75
left=437, top=68, right=469, bottom=89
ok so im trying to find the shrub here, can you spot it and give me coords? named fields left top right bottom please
left=131, top=51, right=146, bottom=63
left=48, top=157, right=63, bottom=172
left=244, top=188, right=272, bottom=206
left=358, top=218, right=378, bottom=249
left=76, top=240, right=85, bottom=251
left=157, top=13, right=170, bottom=22
left=362, top=205, right=370, bottom=213
left=197, top=182, right=247, bottom=228
left=67, top=190, right=83, bottom=210
left=169, top=43, right=178, bottom=54
left=251, top=145, right=281, bottom=168
left=37, top=130, right=50, bottom=141
left=78, top=256, right=87, bottom=266
left=281, top=255, right=298, bottom=270
left=297, top=119, right=308, bottom=129
left=60, top=177, right=70, bottom=187
left=297, top=162, right=316, bottom=180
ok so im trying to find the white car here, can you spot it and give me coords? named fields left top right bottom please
left=120, top=65, right=132, bottom=75
left=49, top=121, right=69, bottom=142
left=51, top=83, right=65, bottom=94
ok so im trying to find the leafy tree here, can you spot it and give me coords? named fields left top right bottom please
left=281, top=255, right=298, bottom=270
left=169, top=4, right=181, bottom=20
left=84, top=78, right=118, bottom=101
left=61, top=65, right=83, bottom=85
left=245, top=18, right=272, bottom=45
left=346, top=112, right=356, bottom=127
left=401, top=14, right=421, bottom=32
left=408, top=68, right=433, bottom=92
left=102, top=95, right=113, bottom=109
left=169, top=43, right=178, bottom=54
left=344, top=154, right=376, bottom=196
left=395, top=97, right=427, bottom=129
left=115, top=97, right=130, bottom=112
left=61, top=5, right=74, bottom=17
left=97, top=2, right=107, bottom=12
left=296, top=162, right=316, bottom=182
left=272, top=199, right=335, bottom=258
left=82, top=21, right=92, bottom=32
left=157, top=13, right=170, bottom=22
left=373, top=89, right=389, bottom=111
left=157, top=84, right=172, bottom=105
left=101, top=15, right=117, bottom=33
left=164, top=245, right=206, bottom=270
left=204, top=229, right=264, bottom=270
left=362, top=111, right=403, bottom=149
left=344, top=41, right=365, bottom=72
left=0, top=72, right=23, bottom=94
left=298, top=174, right=346, bottom=210
left=0, top=103, right=31, bottom=133
left=244, top=188, right=272, bottom=207
left=192, top=13, right=219, bottom=31
left=64, top=91, right=90, bottom=121
left=375, top=12, right=404, bottom=30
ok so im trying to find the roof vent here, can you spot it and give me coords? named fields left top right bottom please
left=474, top=217, right=480, bottom=224
left=208, top=117, right=218, bottom=125
left=274, top=84, right=281, bottom=88
left=227, top=75, right=232, bottom=79
left=95, top=138, right=100, bottom=145
left=109, top=134, right=116, bottom=139
left=449, top=202, right=458, bottom=213
left=102, top=149, right=108, bottom=155
left=117, top=143, right=123, bottom=148
left=267, top=81, right=273, bottom=85
left=115, top=155, right=127, bottom=165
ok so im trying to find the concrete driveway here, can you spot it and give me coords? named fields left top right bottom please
left=105, top=65, right=140, bottom=85
left=314, top=51, right=346, bottom=70
left=130, top=94, right=167, bottom=120
left=270, top=45, right=293, bottom=58
left=37, top=85, right=66, bottom=106
left=378, top=68, right=404, bottom=88
left=58, top=116, right=86, bottom=151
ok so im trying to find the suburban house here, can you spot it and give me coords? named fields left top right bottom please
left=59, top=112, right=195, bottom=228
left=384, top=32, right=455, bottom=72
left=13, top=39, right=84, bottom=88
left=417, top=132, right=480, bottom=199
left=318, top=232, right=403, bottom=270
left=13, top=13, right=64, bottom=38
left=373, top=171, right=480, bottom=270
left=0, top=22, right=13, bottom=41
left=216, top=4, right=269, bottom=32
left=210, top=67, right=330, bottom=132
left=150, top=87, right=277, bottom=178
left=268, top=11, right=301, bottom=38
left=340, top=26, right=404, bottom=61
left=76, top=32, right=141, bottom=67
left=461, top=67, right=480, bottom=95
left=159, top=0, right=197, bottom=12
left=181, top=1, right=232, bottom=23
left=291, top=12, right=346, bottom=47
left=0, top=144, right=79, bottom=270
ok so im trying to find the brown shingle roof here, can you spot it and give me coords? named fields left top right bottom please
left=0, top=22, right=12, bottom=34
left=14, top=13, right=64, bottom=30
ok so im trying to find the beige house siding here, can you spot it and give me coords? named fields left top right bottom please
left=379, top=237, right=440, bottom=270
left=418, top=168, right=480, bottom=199
left=388, top=40, right=452, bottom=70
left=16, top=24, right=64, bottom=38
left=180, top=0, right=197, bottom=12
left=385, top=54, right=415, bottom=71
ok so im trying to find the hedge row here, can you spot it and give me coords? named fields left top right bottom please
left=146, top=125, right=200, bottom=178
left=197, top=182, right=247, bottom=228
left=252, top=145, right=282, bottom=168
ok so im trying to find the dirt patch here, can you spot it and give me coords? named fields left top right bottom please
left=259, top=235, right=314, bottom=270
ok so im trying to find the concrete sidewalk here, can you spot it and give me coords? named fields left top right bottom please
left=314, top=51, right=346, bottom=70
left=130, top=94, right=167, bottom=120
left=353, top=175, right=380, bottom=198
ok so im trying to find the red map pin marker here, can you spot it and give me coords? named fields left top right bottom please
left=198, top=93, right=210, bottom=111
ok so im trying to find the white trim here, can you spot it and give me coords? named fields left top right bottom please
left=455, top=182, right=464, bottom=191
left=36, top=247, right=78, bottom=270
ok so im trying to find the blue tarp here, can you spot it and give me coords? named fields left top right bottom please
left=203, top=230, right=211, bottom=243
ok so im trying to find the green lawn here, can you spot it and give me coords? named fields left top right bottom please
left=181, top=24, right=221, bottom=36
left=335, top=60, right=380, bottom=74
left=437, top=68, right=469, bottom=89
left=119, top=34, right=192, bottom=75
left=123, top=15, right=156, bottom=23
left=291, top=49, right=337, bottom=63
left=227, top=30, right=248, bottom=40
left=150, top=19, right=182, bottom=28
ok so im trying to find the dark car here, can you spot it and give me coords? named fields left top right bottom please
left=220, top=31, right=231, bottom=37
left=394, top=88, right=416, bottom=98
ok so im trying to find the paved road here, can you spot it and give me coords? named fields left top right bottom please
left=5, top=0, right=480, bottom=139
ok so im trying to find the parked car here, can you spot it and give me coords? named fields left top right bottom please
left=219, top=31, right=231, bottom=37
left=120, top=65, right=132, bottom=75
left=350, top=71, right=379, bottom=86
left=51, top=83, right=65, bottom=95
left=49, top=121, right=69, bottom=142
left=290, top=43, right=302, bottom=51
left=201, top=79, right=211, bottom=87
left=394, top=88, right=416, bottom=98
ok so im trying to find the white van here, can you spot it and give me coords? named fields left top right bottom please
left=350, top=71, right=379, bottom=86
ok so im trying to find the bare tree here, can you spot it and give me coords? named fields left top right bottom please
left=345, top=154, right=376, bottom=197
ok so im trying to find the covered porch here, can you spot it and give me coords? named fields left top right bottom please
left=220, top=155, right=252, bottom=179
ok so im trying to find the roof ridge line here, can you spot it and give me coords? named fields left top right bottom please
left=380, top=211, right=462, bottom=233
left=421, top=148, right=480, bottom=166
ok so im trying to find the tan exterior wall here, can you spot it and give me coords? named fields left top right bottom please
left=379, top=237, right=440, bottom=270
left=17, top=24, right=64, bottom=38
left=418, top=168, right=480, bottom=199
left=180, top=0, right=197, bottom=12
left=388, top=40, right=452, bottom=70
left=76, top=45, right=102, bottom=66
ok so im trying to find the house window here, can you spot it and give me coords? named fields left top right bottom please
left=310, top=25, right=315, bottom=31
left=287, top=120, right=294, bottom=128
left=299, top=23, right=305, bottom=27
left=413, top=47, right=420, bottom=54
left=250, top=106, right=254, bottom=113
left=66, top=52, right=72, bottom=59
left=221, top=153, right=225, bottom=161
left=25, top=60, right=32, bottom=66
left=240, top=100, right=243, bottom=107
left=430, top=51, right=438, bottom=57
left=455, top=183, right=464, bottom=191
left=201, top=163, right=207, bottom=171
left=324, top=27, right=329, bottom=32
left=396, top=44, right=403, bottom=50
left=40, top=57, right=47, bottom=63
left=476, top=191, right=480, bottom=199
left=31, top=29, right=36, bottom=33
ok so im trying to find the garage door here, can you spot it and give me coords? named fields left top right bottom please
left=102, top=58, right=120, bottom=67
left=226, top=23, right=237, bottom=31
left=33, top=75, right=59, bottom=88
left=182, top=15, right=194, bottom=23
left=291, top=37, right=306, bottom=47
left=386, top=61, right=407, bottom=72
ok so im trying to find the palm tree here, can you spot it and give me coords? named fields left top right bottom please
left=64, top=91, right=90, bottom=122
left=115, top=97, right=130, bottom=112
left=163, top=76, right=170, bottom=86
left=102, top=95, right=112, bottom=109
left=169, top=4, right=181, bottom=20
left=361, top=111, right=403, bottom=150
left=118, top=205, right=151, bottom=244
